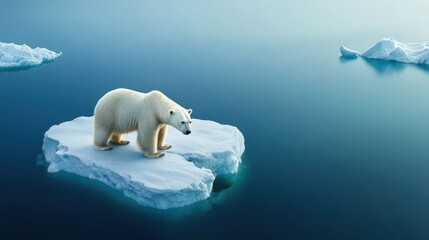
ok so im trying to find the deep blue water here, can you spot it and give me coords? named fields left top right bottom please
left=2, top=0, right=429, bottom=239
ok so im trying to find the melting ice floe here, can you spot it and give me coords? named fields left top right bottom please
left=42, top=116, right=245, bottom=210
left=340, top=37, right=429, bottom=64
left=0, top=42, right=61, bottom=69
left=339, top=46, right=360, bottom=58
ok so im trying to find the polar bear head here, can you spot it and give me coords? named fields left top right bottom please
left=169, top=108, right=193, bottom=135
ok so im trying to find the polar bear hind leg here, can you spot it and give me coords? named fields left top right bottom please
left=158, top=125, right=172, bottom=150
left=110, top=132, right=130, bottom=145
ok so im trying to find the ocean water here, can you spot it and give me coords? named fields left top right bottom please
left=2, top=0, right=429, bottom=239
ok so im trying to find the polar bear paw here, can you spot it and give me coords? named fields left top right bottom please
left=94, top=145, right=113, bottom=151
left=146, top=152, right=165, bottom=158
left=159, top=144, right=172, bottom=150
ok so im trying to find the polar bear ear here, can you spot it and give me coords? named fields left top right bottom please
left=169, top=110, right=175, bottom=115
left=187, top=109, right=193, bottom=115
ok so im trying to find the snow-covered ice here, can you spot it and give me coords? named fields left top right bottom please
left=0, top=42, right=61, bottom=69
left=165, top=119, right=244, bottom=176
left=339, top=46, right=359, bottom=58
left=42, top=116, right=245, bottom=209
left=340, top=37, right=429, bottom=64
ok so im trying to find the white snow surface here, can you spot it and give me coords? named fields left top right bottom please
left=42, top=116, right=245, bottom=209
left=340, top=37, right=429, bottom=64
left=0, top=42, right=61, bottom=69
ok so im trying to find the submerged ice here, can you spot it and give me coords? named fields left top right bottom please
left=0, top=42, right=61, bottom=69
left=42, top=116, right=244, bottom=209
left=340, top=37, right=429, bottom=64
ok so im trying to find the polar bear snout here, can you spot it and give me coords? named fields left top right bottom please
left=184, top=130, right=191, bottom=135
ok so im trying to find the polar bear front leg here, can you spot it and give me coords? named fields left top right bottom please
left=137, top=129, right=165, bottom=158
left=157, top=125, right=172, bottom=150
left=93, top=127, right=113, bottom=151
left=109, top=132, right=130, bottom=145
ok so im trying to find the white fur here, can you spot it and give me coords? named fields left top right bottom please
left=93, top=88, right=192, bottom=158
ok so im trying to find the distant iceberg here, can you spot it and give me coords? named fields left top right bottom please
left=42, top=116, right=245, bottom=209
left=339, top=46, right=359, bottom=58
left=340, top=37, right=429, bottom=64
left=0, top=42, right=61, bottom=70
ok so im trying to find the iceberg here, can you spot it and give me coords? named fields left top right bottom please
left=0, top=42, right=61, bottom=70
left=42, top=116, right=245, bottom=209
left=339, top=46, right=359, bottom=58
left=340, top=37, right=429, bottom=64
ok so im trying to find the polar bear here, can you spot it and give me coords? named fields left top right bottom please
left=93, top=88, right=192, bottom=158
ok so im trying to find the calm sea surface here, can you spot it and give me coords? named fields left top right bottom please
left=1, top=1, right=429, bottom=239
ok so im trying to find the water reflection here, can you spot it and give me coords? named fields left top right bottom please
left=338, top=55, right=358, bottom=64
left=362, top=58, right=407, bottom=75
left=0, top=61, right=57, bottom=72
left=339, top=56, right=429, bottom=76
